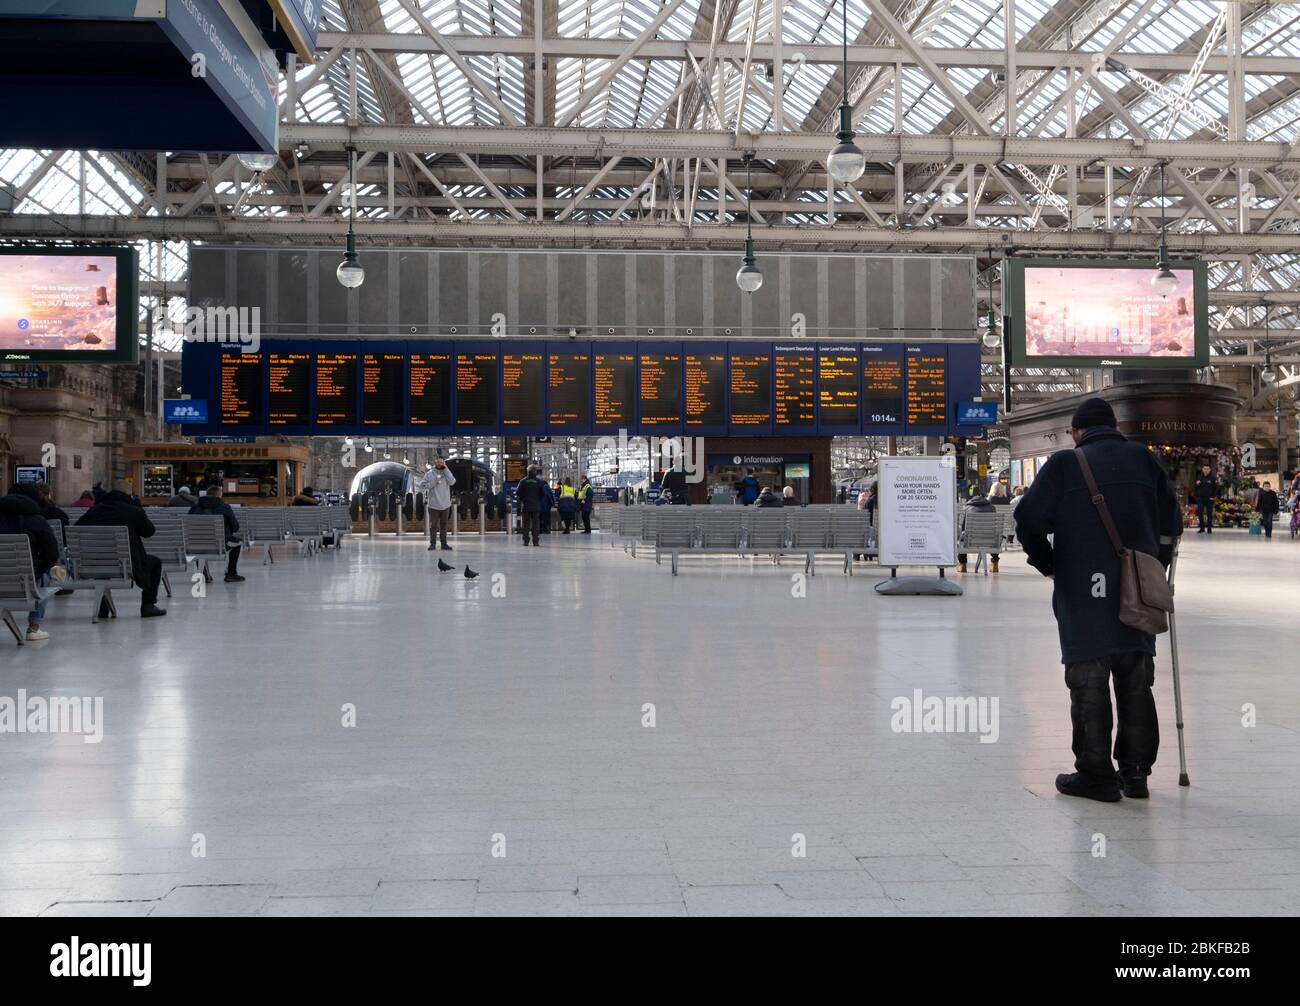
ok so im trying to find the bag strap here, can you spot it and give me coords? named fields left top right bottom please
left=1073, top=447, right=1126, bottom=557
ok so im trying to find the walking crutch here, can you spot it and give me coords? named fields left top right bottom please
left=1166, top=538, right=1190, bottom=786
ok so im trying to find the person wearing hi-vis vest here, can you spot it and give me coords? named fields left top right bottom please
left=578, top=476, right=594, bottom=533
left=557, top=478, right=578, bottom=533
left=422, top=456, right=456, bottom=551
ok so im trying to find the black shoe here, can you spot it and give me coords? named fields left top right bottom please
left=1055, top=772, right=1122, bottom=802
left=1120, top=771, right=1150, bottom=799
left=224, top=573, right=245, bottom=583
left=140, top=604, right=167, bottom=618
left=97, top=600, right=112, bottom=620
left=441, top=544, right=453, bottom=551
left=1197, top=529, right=1205, bottom=534
left=427, top=543, right=437, bottom=550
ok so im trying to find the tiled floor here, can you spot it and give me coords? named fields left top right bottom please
left=3, top=525, right=1298, bottom=916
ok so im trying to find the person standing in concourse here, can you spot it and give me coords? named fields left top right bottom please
left=1014, top=398, right=1183, bottom=803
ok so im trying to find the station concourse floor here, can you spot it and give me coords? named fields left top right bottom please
left=3, top=525, right=1298, bottom=917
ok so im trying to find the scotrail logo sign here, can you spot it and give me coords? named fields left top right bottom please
left=164, top=400, right=209, bottom=424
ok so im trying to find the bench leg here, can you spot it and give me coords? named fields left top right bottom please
left=671, top=553, right=678, bottom=576
left=161, top=571, right=173, bottom=598
left=3, top=609, right=22, bottom=644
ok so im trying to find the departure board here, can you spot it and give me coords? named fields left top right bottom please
left=817, top=345, right=860, bottom=431
left=362, top=351, right=404, bottom=427
left=728, top=347, right=771, bottom=432
left=684, top=349, right=726, bottom=431
left=455, top=349, right=498, bottom=428
left=219, top=351, right=262, bottom=425
left=267, top=351, right=310, bottom=426
left=409, top=351, right=452, bottom=428
left=862, top=344, right=904, bottom=430
left=905, top=346, right=948, bottom=431
left=502, top=350, right=545, bottom=429
left=315, top=352, right=358, bottom=426
left=593, top=348, right=635, bottom=430
left=773, top=344, right=816, bottom=429
left=638, top=349, right=681, bottom=429
left=548, top=350, right=591, bottom=431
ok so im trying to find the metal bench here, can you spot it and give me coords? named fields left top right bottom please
left=788, top=512, right=831, bottom=576
left=64, top=525, right=134, bottom=622
left=829, top=511, right=876, bottom=575
left=0, top=534, right=58, bottom=645
left=182, top=514, right=229, bottom=582
left=287, top=508, right=326, bottom=555
left=241, top=509, right=290, bottom=564
left=653, top=512, right=697, bottom=574
left=325, top=506, right=352, bottom=546
left=960, top=511, right=1008, bottom=574
left=741, top=511, right=790, bottom=564
left=143, top=513, right=191, bottom=597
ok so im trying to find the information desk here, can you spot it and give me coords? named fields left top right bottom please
left=183, top=339, right=983, bottom=437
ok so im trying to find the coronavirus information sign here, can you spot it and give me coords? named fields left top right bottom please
left=877, top=456, right=957, bottom=568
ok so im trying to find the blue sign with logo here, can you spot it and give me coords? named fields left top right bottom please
left=165, top=399, right=209, bottom=424
left=956, top=401, right=998, bottom=426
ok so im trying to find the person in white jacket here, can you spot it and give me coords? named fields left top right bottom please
left=423, top=456, right=457, bottom=551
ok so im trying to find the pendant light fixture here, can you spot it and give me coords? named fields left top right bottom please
left=825, top=0, right=866, bottom=184
left=1151, top=161, right=1178, bottom=298
left=336, top=145, right=365, bottom=289
left=735, top=152, right=763, bottom=294
left=982, top=252, right=1001, bottom=349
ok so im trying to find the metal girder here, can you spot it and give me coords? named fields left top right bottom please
left=277, top=124, right=1300, bottom=166
left=314, top=32, right=1300, bottom=77
left=14, top=213, right=1300, bottom=253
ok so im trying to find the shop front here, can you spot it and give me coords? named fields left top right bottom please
left=693, top=437, right=833, bottom=504
left=1006, top=379, right=1243, bottom=525
left=125, top=441, right=311, bottom=506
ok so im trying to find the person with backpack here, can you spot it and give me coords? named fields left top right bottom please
left=75, top=480, right=166, bottom=619
left=1014, top=398, right=1182, bottom=803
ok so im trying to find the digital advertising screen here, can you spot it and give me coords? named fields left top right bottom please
left=409, top=349, right=452, bottom=430
left=362, top=350, right=405, bottom=428
left=0, top=247, right=137, bottom=363
left=637, top=347, right=681, bottom=431
left=502, top=349, right=546, bottom=431
left=728, top=344, right=772, bottom=435
left=593, top=346, right=635, bottom=432
left=1007, top=258, right=1209, bottom=368
left=219, top=350, right=263, bottom=426
left=817, top=345, right=860, bottom=434
left=455, top=345, right=499, bottom=431
left=774, top=344, right=816, bottom=430
left=547, top=348, right=592, bottom=433
left=861, top=344, right=904, bottom=432
left=314, top=351, right=358, bottom=427
left=905, top=345, right=948, bottom=434
left=267, top=351, right=311, bottom=427
left=684, top=347, right=726, bottom=433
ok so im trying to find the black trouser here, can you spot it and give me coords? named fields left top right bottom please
left=1197, top=500, right=1213, bottom=531
left=581, top=509, right=591, bottom=532
left=521, top=511, right=540, bottom=544
left=561, top=511, right=574, bottom=532
left=227, top=544, right=241, bottom=575
left=1262, top=512, right=1275, bottom=538
left=540, top=512, right=551, bottom=533
left=135, top=554, right=163, bottom=607
left=1064, top=652, right=1159, bottom=784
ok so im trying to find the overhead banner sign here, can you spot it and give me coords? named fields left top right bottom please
left=877, top=456, right=957, bottom=568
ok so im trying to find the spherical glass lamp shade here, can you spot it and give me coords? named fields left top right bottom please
left=337, top=253, right=365, bottom=289
left=982, top=326, right=1002, bottom=350
left=1261, top=365, right=1278, bottom=384
left=826, top=141, right=867, bottom=184
left=1151, top=265, right=1179, bottom=298
left=238, top=152, right=278, bottom=173
left=736, top=258, right=763, bottom=294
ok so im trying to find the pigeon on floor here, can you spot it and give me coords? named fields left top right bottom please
left=437, top=558, right=453, bottom=572
left=464, top=565, right=479, bottom=580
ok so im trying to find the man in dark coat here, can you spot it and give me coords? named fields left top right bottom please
left=75, top=480, right=166, bottom=618
left=0, top=486, right=61, bottom=641
left=514, top=467, right=547, bottom=546
left=1255, top=481, right=1280, bottom=539
left=190, top=484, right=243, bottom=582
left=167, top=486, right=198, bottom=508
left=1014, top=398, right=1182, bottom=802
left=1193, top=464, right=1218, bottom=533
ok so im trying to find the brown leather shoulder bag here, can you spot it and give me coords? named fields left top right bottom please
left=1074, top=448, right=1173, bottom=635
